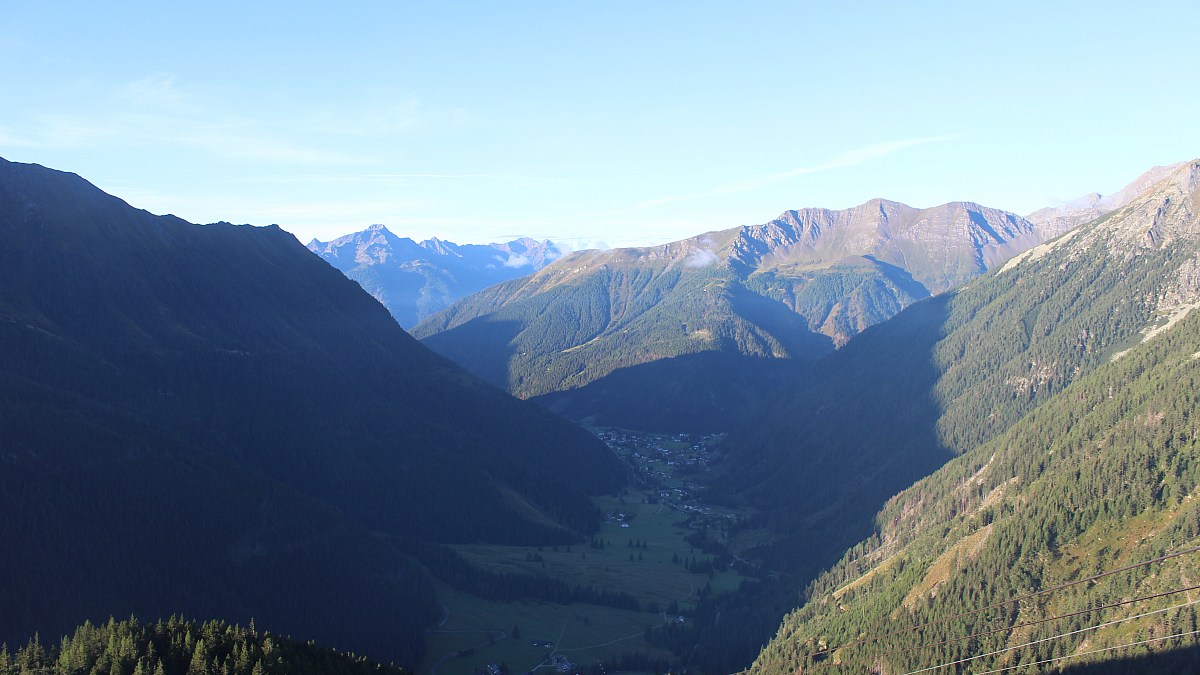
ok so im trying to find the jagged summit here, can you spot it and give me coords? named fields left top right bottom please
left=413, top=195, right=1054, bottom=431
left=728, top=199, right=1045, bottom=292
left=1027, top=159, right=1191, bottom=235
left=1005, top=159, right=1200, bottom=275
left=307, top=226, right=563, bottom=327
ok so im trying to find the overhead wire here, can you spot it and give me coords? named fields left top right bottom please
left=971, top=628, right=1200, bottom=675
left=803, top=543, right=1200, bottom=665
left=860, top=583, right=1200, bottom=665
left=896, top=597, right=1200, bottom=675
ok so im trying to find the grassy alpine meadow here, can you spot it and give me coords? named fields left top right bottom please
left=454, top=491, right=742, bottom=610
left=419, top=581, right=676, bottom=675
left=415, top=430, right=759, bottom=675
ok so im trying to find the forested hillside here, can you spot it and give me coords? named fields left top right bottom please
left=751, top=287, right=1200, bottom=675
left=653, top=161, right=1200, bottom=672
left=0, top=616, right=409, bottom=675
left=0, top=157, right=625, bottom=665
left=726, top=159, right=1200, bottom=563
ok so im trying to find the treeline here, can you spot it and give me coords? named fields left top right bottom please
left=643, top=577, right=797, bottom=675
left=0, top=616, right=407, bottom=675
left=580, top=652, right=675, bottom=675
left=412, top=543, right=640, bottom=611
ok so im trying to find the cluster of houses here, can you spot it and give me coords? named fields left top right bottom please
left=595, top=430, right=722, bottom=471
left=604, top=511, right=633, bottom=528
left=594, top=429, right=737, bottom=532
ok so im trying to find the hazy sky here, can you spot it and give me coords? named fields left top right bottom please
left=2, top=1, right=1198, bottom=249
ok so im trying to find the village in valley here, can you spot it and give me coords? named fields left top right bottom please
left=593, top=429, right=739, bottom=535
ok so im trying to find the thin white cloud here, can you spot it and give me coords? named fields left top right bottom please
left=22, top=115, right=125, bottom=149
left=0, top=128, right=37, bottom=147
left=685, top=247, right=720, bottom=268
left=638, top=135, right=958, bottom=208
left=121, top=74, right=189, bottom=108
left=161, top=126, right=362, bottom=165
left=307, top=93, right=479, bottom=137
left=724, top=136, right=958, bottom=192
left=502, top=253, right=531, bottom=268
left=243, top=172, right=550, bottom=184
left=3, top=74, right=400, bottom=166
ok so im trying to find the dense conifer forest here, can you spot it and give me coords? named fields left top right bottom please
left=750, top=250, right=1200, bottom=672
left=0, top=616, right=408, bottom=675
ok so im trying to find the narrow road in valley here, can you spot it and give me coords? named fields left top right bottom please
left=529, top=624, right=570, bottom=672
left=556, top=630, right=646, bottom=653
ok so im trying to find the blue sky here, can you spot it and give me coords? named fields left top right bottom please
left=2, top=1, right=1198, bottom=249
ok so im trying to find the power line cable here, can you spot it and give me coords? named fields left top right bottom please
left=804, top=543, right=1200, bottom=664
left=897, top=597, right=1200, bottom=675
left=971, top=628, right=1200, bottom=675
left=861, top=583, right=1200, bottom=664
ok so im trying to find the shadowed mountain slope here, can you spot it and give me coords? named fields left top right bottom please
left=0, top=157, right=625, bottom=664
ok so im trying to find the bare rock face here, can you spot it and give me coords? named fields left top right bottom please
left=1022, top=160, right=1200, bottom=260
left=1026, top=161, right=1188, bottom=236
left=731, top=199, right=1044, bottom=294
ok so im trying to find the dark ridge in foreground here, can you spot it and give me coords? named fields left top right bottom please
left=0, top=156, right=626, bottom=664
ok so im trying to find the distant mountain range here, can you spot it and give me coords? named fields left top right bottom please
left=0, top=157, right=623, bottom=666
left=411, top=198, right=1064, bottom=430
left=307, top=225, right=562, bottom=327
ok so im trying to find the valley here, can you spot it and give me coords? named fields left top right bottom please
left=6, top=156, right=1200, bottom=675
left=8, top=5, right=1199, bottom=674
left=416, top=429, right=759, bottom=675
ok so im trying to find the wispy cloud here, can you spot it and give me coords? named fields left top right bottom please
left=0, top=74, right=473, bottom=167
left=121, top=74, right=189, bottom=108
left=307, top=92, right=479, bottom=137
left=723, top=136, right=958, bottom=192
left=685, top=247, right=720, bottom=268
left=244, top=172, right=553, bottom=185
left=4, top=115, right=125, bottom=150
left=638, top=136, right=958, bottom=208
left=501, top=253, right=531, bottom=268
left=0, top=128, right=38, bottom=147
